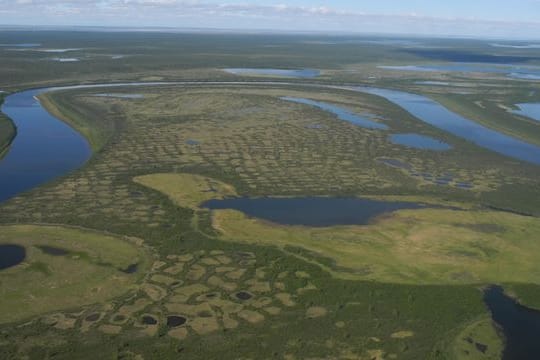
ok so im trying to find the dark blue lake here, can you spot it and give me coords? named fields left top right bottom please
left=281, top=97, right=388, bottom=130
left=224, top=68, right=320, bottom=78
left=0, top=244, right=26, bottom=270
left=390, top=133, right=451, bottom=151
left=484, top=286, right=540, bottom=360
left=512, top=103, right=540, bottom=123
left=202, top=197, right=425, bottom=227
left=0, top=88, right=91, bottom=202
left=354, top=87, right=540, bottom=165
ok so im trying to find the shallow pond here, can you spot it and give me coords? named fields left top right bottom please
left=121, top=263, right=138, bottom=274
left=235, top=291, right=253, bottom=301
left=484, top=286, right=540, bottom=360
left=512, top=103, right=540, bottom=123
left=142, top=315, right=158, bottom=325
left=0, top=244, right=26, bottom=270
left=36, top=245, right=70, bottom=256
left=281, top=97, right=388, bottom=130
left=167, top=315, right=187, bottom=327
left=354, top=87, right=540, bottom=165
left=224, top=68, right=320, bottom=78
left=390, top=133, right=451, bottom=151
left=202, top=197, right=425, bottom=227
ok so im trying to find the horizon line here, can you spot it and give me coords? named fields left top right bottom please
left=1, top=24, right=540, bottom=42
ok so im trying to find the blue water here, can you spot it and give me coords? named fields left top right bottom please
left=203, top=197, right=424, bottom=227
left=512, top=103, right=540, bottom=123
left=379, top=64, right=540, bottom=81
left=0, top=244, right=26, bottom=270
left=0, top=89, right=91, bottom=202
left=354, top=87, right=540, bottom=165
left=281, top=97, right=388, bottom=130
left=390, top=133, right=452, bottom=151
left=484, top=286, right=540, bottom=360
left=224, top=68, right=320, bottom=78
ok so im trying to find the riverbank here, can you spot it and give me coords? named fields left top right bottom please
left=37, top=92, right=111, bottom=153
left=0, top=96, right=17, bottom=159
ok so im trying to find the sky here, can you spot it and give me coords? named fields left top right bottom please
left=1, top=0, right=540, bottom=39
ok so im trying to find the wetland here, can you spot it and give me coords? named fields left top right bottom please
left=0, top=31, right=540, bottom=360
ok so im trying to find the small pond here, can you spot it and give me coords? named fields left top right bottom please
left=235, top=291, right=253, bottom=301
left=202, top=197, right=425, bottom=227
left=142, top=315, right=158, bottom=325
left=167, top=315, right=187, bottom=327
left=36, top=245, right=70, bottom=256
left=121, top=263, right=138, bottom=274
left=0, top=244, right=26, bottom=270
left=484, top=286, right=540, bottom=360
left=281, top=97, right=388, bottom=130
left=224, top=68, right=320, bottom=78
left=390, top=133, right=452, bottom=151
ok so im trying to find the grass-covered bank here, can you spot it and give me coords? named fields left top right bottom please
left=38, top=91, right=116, bottom=153
left=0, top=95, right=17, bottom=159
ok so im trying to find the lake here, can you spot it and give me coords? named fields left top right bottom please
left=202, top=197, right=425, bottom=227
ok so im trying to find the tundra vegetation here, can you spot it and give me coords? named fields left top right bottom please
left=1, top=31, right=540, bottom=359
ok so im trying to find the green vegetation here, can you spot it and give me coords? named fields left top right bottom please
left=2, top=32, right=540, bottom=359
left=38, top=91, right=116, bottom=152
left=0, top=83, right=505, bottom=359
left=140, top=172, right=540, bottom=285
left=0, top=225, right=150, bottom=324
left=134, top=173, right=237, bottom=208
left=449, top=316, right=503, bottom=360
left=0, top=95, right=16, bottom=159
